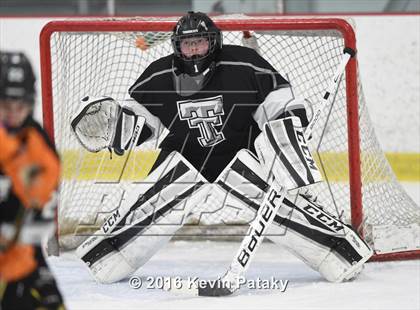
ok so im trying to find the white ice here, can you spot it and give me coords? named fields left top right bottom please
left=47, top=182, right=420, bottom=310
left=48, top=240, right=420, bottom=310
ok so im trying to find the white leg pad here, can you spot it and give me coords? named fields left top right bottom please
left=213, top=149, right=372, bottom=282
left=76, top=151, right=209, bottom=283
left=268, top=194, right=373, bottom=282
left=87, top=242, right=136, bottom=284
left=255, top=117, right=322, bottom=189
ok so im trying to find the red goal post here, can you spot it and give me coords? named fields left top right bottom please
left=39, top=16, right=419, bottom=261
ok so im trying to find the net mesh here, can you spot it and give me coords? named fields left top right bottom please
left=45, top=16, right=419, bottom=252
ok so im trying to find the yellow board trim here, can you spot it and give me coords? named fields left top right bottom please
left=385, top=152, right=420, bottom=182
left=60, top=149, right=419, bottom=182
left=314, top=152, right=420, bottom=182
left=61, top=149, right=160, bottom=181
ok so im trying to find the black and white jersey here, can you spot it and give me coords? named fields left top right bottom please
left=129, top=45, right=292, bottom=181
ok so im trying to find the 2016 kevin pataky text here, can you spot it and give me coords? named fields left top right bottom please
left=190, top=276, right=289, bottom=291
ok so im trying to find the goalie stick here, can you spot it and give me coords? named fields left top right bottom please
left=166, top=47, right=356, bottom=297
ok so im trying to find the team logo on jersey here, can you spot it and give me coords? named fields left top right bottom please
left=177, top=95, right=225, bottom=147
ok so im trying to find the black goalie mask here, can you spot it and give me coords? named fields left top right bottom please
left=171, top=11, right=222, bottom=96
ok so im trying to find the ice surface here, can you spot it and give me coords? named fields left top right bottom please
left=47, top=182, right=419, bottom=310
left=48, top=240, right=420, bottom=310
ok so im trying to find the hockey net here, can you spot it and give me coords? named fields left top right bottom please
left=40, top=15, right=419, bottom=260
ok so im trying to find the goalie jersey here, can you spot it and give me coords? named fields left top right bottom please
left=129, top=45, right=291, bottom=181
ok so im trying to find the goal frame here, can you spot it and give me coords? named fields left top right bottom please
left=39, top=17, right=419, bottom=262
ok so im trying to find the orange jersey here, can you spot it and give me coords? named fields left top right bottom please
left=0, top=125, right=60, bottom=209
left=0, top=127, right=19, bottom=164
left=0, top=244, right=36, bottom=282
left=0, top=128, right=37, bottom=281
left=0, top=125, right=60, bottom=282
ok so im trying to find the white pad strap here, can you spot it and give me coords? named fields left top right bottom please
left=255, top=117, right=322, bottom=189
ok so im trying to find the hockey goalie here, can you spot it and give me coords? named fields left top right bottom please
left=72, top=12, right=372, bottom=286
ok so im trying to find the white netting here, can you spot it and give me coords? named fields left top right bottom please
left=44, top=16, right=419, bottom=253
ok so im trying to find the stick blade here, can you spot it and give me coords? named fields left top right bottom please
left=198, top=280, right=235, bottom=297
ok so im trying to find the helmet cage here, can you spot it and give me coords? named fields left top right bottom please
left=172, top=32, right=219, bottom=62
left=172, top=31, right=221, bottom=76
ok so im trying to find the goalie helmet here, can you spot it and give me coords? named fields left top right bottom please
left=0, top=51, right=36, bottom=105
left=171, top=12, right=222, bottom=96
